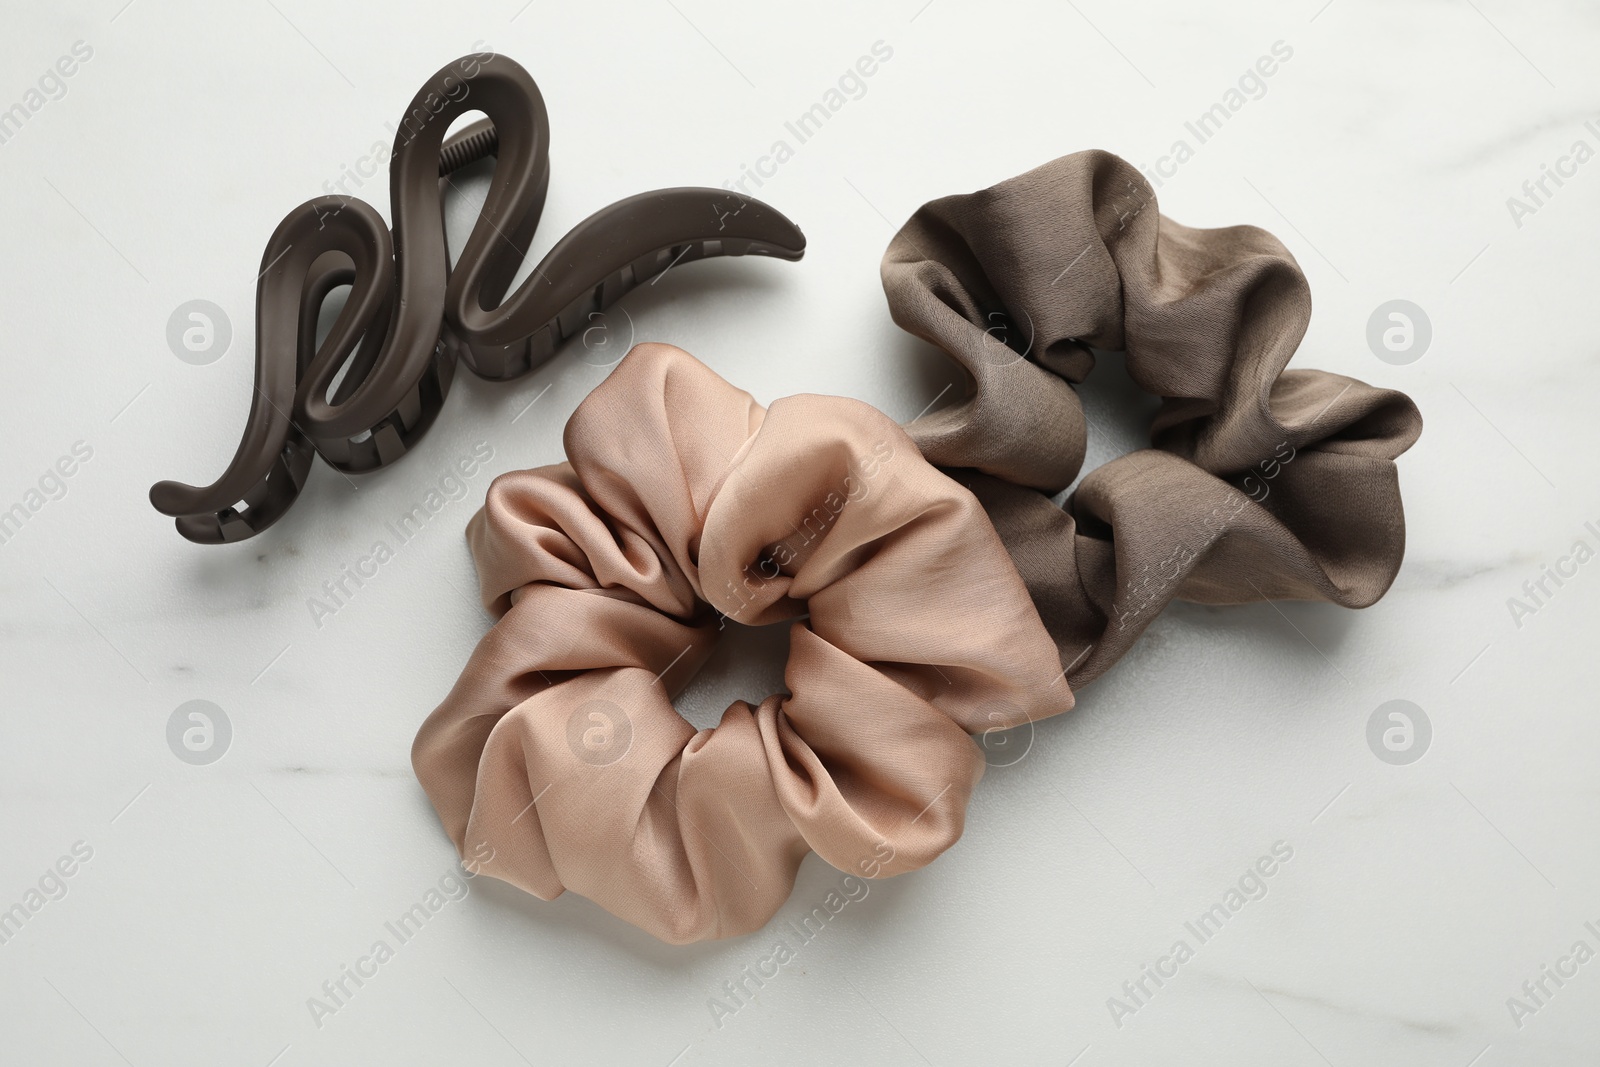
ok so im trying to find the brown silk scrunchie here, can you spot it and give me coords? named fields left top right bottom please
left=882, top=151, right=1424, bottom=687
left=412, top=343, right=1068, bottom=943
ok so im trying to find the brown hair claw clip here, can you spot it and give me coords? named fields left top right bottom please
left=149, top=50, right=806, bottom=544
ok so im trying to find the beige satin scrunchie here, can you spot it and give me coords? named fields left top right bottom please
left=412, top=343, right=1069, bottom=943
left=883, top=151, right=1424, bottom=687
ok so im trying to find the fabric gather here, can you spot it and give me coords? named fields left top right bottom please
left=412, top=343, right=1070, bottom=943
left=881, top=150, right=1425, bottom=687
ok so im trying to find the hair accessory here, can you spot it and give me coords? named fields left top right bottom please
left=881, top=151, right=1422, bottom=687
left=412, top=343, right=1068, bottom=943
left=149, top=52, right=805, bottom=544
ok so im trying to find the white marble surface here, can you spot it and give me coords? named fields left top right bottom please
left=2, top=1, right=1598, bottom=1064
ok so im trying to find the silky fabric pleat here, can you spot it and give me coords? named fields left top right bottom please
left=413, top=343, right=1069, bottom=943
left=882, top=151, right=1423, bottom=686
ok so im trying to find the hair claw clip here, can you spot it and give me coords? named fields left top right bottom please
left=149, top=52, right=806, bottom=544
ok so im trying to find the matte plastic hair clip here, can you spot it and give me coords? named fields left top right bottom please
left=149, top=51, right=806, bottom=544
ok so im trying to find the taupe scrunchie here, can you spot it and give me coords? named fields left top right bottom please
left=413, top=343, right=1068, bottom=943
left=882, top=151, right=1423, bottom=686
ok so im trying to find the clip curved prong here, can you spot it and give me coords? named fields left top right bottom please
left=448, top=185, right=805, bottom=380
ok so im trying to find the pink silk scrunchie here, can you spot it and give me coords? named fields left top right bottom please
left=412, top=343, right=1069, bottom=943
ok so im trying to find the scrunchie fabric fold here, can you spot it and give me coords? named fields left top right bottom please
left=882, top=151, right=1424, bottom=686
left=412, top=343, right=1069, bottom=943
